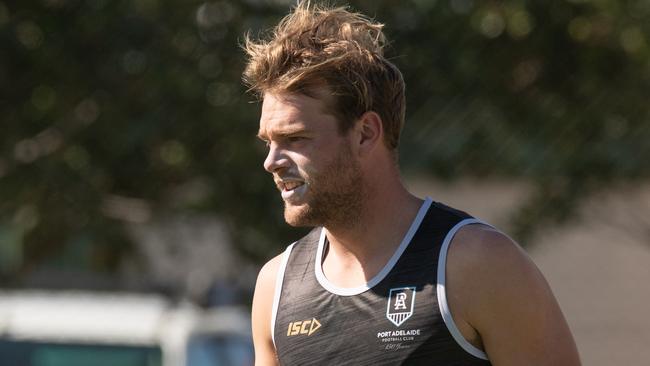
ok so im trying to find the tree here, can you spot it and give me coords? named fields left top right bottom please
left=0, top=0, right=648, bottom=292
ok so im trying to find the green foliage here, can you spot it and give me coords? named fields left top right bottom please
left=368, top=0, right=650, bottom=239
left=0, top=0, right=648, bottom=284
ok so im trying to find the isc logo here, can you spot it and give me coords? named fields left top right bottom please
left=287, top=318, right=321, bottom=336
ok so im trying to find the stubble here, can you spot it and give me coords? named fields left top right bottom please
left=283, top=142, right=365, bottom=229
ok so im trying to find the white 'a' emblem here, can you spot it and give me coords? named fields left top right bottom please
left=386, top=287, right=416, bottom=327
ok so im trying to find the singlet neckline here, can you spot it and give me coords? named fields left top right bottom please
left=314, top=197, right=433, bottom=296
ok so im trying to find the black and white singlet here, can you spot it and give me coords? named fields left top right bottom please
left=272, top=197, right=493, bottom=365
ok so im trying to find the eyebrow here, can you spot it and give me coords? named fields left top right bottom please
left=257, top=124, right=307, bottom=141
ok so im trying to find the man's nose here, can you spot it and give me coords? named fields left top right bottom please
left=263, top=144, right=289, bottom=173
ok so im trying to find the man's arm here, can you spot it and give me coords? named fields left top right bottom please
left=447, top=224, right=581, bottom=366
left=251, top=254, right=282, bottom=366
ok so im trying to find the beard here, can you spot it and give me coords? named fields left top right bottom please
left=283, top=143, right=365, bottom=229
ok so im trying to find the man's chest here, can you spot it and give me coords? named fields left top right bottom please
left=274, top=282, right=447, bottom=365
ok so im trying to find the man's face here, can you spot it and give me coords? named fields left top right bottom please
left=258, top=92, right=364, bottom=228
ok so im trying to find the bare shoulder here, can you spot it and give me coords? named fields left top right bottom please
left=251, top=253, right=284, bottom=366
left=447, top=223, right=557, bottom=321
left=256, top=253, right=284, bottom=293
left=252, top=253, right=284, bottom=325
left=446, top=223, right=581, bottom=365
left=448, top=224, right=535, bottom=288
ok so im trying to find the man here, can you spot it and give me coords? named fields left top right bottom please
left=243, top=2, right=581, bottom=365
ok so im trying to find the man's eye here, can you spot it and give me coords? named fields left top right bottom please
left=288, top=136, right=304, bottom=142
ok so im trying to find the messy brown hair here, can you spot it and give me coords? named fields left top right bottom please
left=242, top=0, right=406, bottom=151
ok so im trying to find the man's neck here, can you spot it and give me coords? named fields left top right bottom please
left=321, top=184, right=424, bottom=287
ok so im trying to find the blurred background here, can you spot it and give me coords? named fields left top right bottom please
left=1, top=0, right=649, bottom=365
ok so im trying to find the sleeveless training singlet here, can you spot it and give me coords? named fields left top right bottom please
left=272, top=198, right=493, bottom=365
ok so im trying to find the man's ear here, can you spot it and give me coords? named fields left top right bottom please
left=355, top=111, right=383, bottom=156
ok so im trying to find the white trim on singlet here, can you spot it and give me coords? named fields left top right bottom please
left=314, top=197, right=433, bottom=296
left=436, top=218, right=490, bottom=360
left=271, top=242, right=296, bottom=349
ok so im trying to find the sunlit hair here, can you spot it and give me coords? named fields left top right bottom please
left=242, top=0, right=406, bottom=151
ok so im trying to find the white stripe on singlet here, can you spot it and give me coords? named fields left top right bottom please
left=436, top=218, right=491, bottom=360
left=271, top=242, right=296, bottom=349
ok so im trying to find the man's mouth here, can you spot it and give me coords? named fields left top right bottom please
left=279, top=180, right=305, bottom=191
left=276, top=179, right=307, bottom=202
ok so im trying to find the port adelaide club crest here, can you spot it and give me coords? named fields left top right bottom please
left=376, top=287, right=422, bottom=350
left=386, top=287, right=416, bottom=327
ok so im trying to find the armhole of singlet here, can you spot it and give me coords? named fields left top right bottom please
left=271, top=242, right=296, bottom=349
left=436, top=218, right=490, bottom=360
